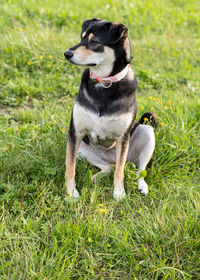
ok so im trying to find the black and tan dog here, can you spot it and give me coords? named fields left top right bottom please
left=64, top=18, right=157, bottom=199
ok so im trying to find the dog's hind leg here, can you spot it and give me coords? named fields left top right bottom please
left=127, top=124, right=155, bottom=195
left=78, top=141, right=115, bottom=180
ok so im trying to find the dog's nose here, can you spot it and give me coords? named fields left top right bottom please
left=64, top=51, right=73, bottom=60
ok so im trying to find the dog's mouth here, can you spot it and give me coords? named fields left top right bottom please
left=87, top=63, right=97, bottom=67
left=66, top=60, right=97, bottom=67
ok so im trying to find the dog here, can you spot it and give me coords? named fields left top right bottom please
left=64, top=18, right=158, bottom=199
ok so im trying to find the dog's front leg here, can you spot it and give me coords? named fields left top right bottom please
left=65, top=118, right=82, bottom=198
left=113, top=134, right=130, bottom=200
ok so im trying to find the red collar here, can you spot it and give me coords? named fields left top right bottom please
left=90, top=64, right=130, bottom=88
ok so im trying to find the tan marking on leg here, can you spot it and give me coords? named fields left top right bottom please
left=65, top=136, right=82, bottom=197
left=113, top=136, right=130, bottom=199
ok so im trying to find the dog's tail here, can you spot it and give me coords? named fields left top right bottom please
left=130, top=112, right=158, bottom=137
left=138, top=112, right=158, bottom=127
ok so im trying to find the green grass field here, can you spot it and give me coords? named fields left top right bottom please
left=0, top=0, right=200, bottom=279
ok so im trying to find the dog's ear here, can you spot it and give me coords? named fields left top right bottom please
left=124, top=37, right=132, bottom=63
left=106, top=23, right=128, bottom=44
left=81, top=18, right=101, bottom=33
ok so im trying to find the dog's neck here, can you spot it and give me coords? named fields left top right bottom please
left=90, top=62, right=113, bottom=77
left=90, top=62, right=129, bottom=78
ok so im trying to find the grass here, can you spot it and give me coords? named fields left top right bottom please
left=0, top=0, right=200, bottom=279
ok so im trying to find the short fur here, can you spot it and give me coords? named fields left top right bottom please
left=64, top=19, right=158, bottom=199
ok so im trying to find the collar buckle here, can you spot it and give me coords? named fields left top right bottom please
left=100, top=79, right=112, bottom=88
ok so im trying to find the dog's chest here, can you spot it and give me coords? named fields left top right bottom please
left=73, top=103, right=133, bottom=146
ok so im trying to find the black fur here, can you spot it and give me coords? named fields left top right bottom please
left=68, top=114, right=77, bottom=161
left=77, top=68, right=137, bottom=116
left=139, top=112, right=159, bottom=127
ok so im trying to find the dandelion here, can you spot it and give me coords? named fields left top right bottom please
left=4, top=147, right=9, bottom=151
left=27, top=61, right=31, bottom=66
left=107, top=243, right=111, bottom=247
left=160, top=122, right=165, bottom=127
left=98, top=204, right=104, bottom=208
left=49, top=55, right=53, bottom=59
left=40, top=55, right=43, bottom=59
left=18, top=27, right=26, bottom=32
left=168, top=101, right=171, bottom=104
left=149, top=96, right=158, bottom=101
left=151, top=106, right=154, bottom=110
left=140, top=105, right=144, bottom=110
left=143, top=117, right=148, bottom=122
left=99, top=208, right=107, bottom=213
left=62, top=127, right=66, bottom=132
left=164, top=105, right=168, bottom=110
left=110, top=163, right=115, bottom=167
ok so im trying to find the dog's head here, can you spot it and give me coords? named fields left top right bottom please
left=64, top=19, right=132, bottom=76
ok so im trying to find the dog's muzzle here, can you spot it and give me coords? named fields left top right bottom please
left=64, top=51, right=73, bottom=61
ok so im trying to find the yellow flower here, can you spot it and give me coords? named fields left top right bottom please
left=143, top=117, right=148, bottom=122
left=140, top=105, right=144, bottom=110
left=99, top=208, right=107, bottom=213
left=98, top=204, right=104, bottom=207
left=149, top=96, right=158, bottom=101
left=4, top=147, right=9, bottom=151
left=40, top=55, right=43, bottom=59
left=168, top=101, right=172, bottom=104
left=164, top=105, right=168, bottom=110
left=160, top=122, right=165, bottom=127
left=88, top=237, right=93, bottom=243
left=110, top=163, right=115, bottom=167
left=151, top=106, right=154, bottom=110
left=49, top=55, right=53, bottom=59
left=27, top=61, right=31, bottom=66
left=48, top=64, right=52, bottom=68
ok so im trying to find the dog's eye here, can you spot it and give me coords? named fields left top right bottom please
left=90, top=38, right=100, bottom=45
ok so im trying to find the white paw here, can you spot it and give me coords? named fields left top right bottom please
left=67, top=187, right=80, bottom=198
left=113, top=189, right=126, bottom=200
left=138, top=178, right=148, bottom=195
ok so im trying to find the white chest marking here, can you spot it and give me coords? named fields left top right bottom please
left=73, top=103, right=133, bottom=142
